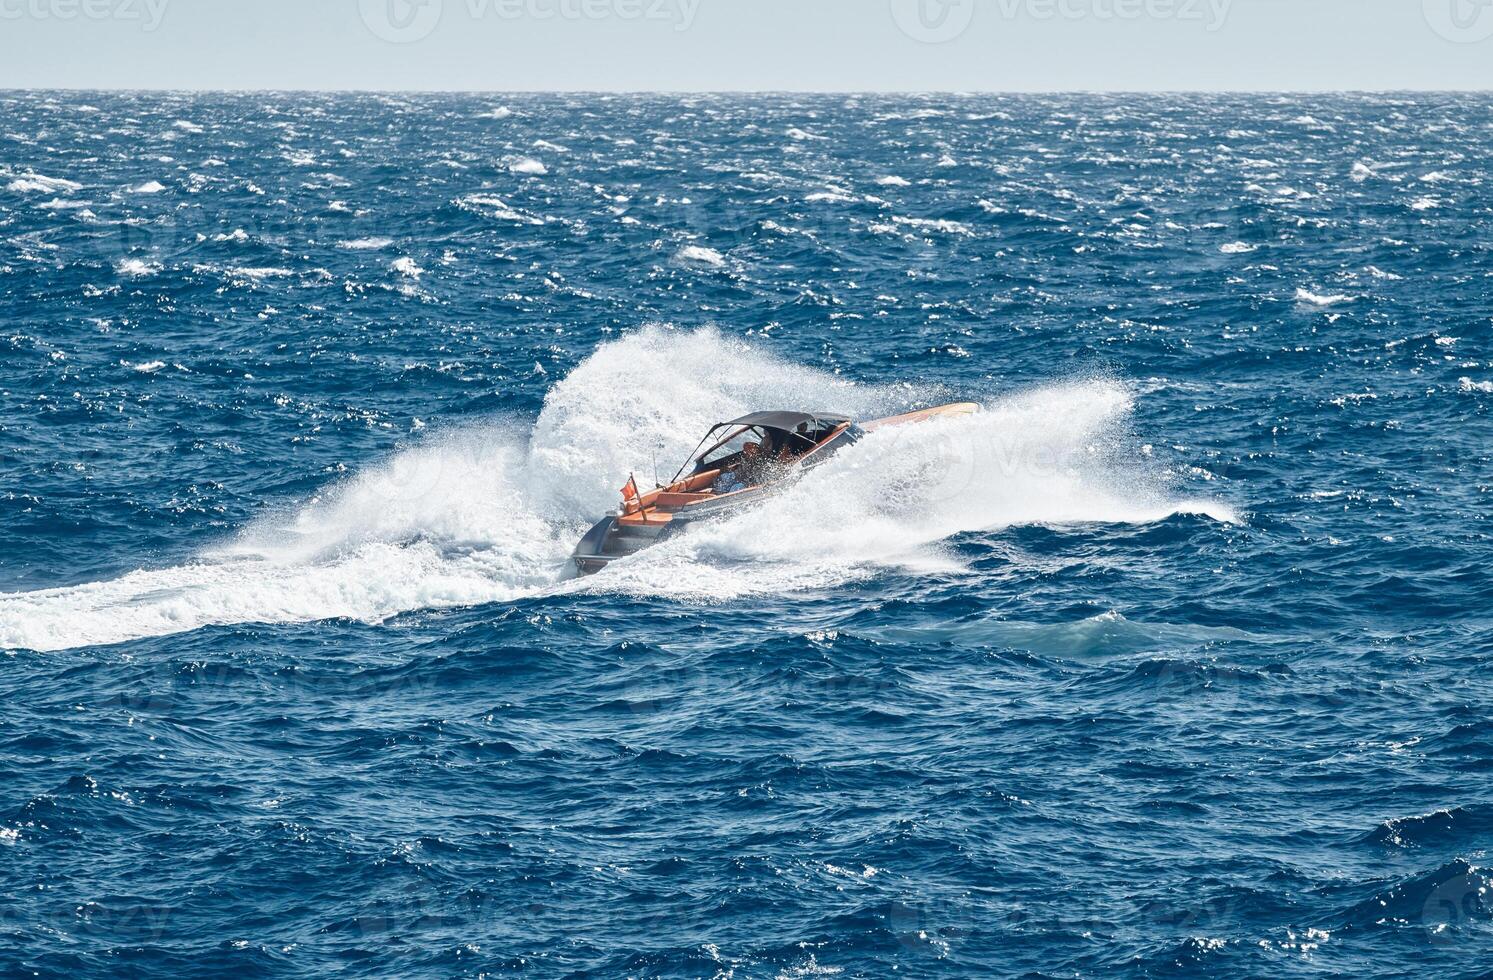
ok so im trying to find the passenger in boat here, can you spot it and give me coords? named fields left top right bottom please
left=712, top=442, right=761, bottom=494
left=714, top=438, right=798, bottom=494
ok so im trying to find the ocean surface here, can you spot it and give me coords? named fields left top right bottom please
left=0, top=91, right=1490, bottom=978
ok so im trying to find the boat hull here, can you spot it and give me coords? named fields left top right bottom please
left=570, top=487, right=770, bottom=576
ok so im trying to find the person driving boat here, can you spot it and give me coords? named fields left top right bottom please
left=712, top=441, right=763, bottom=494
left=711, top=436, right=793, bottom=494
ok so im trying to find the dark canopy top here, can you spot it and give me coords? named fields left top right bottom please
left=722, top=411, right=850, bottom=432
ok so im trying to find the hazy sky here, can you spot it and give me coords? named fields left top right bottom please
left=1, top=0, right=1490, bottom=91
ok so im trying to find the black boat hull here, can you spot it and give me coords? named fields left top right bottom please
left=570, top=489, right=765, bottom=576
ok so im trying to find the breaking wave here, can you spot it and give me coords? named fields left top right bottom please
left=0, top=327, right=1235, bottom=652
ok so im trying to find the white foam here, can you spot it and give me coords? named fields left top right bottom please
left=676, top=245, right=726, bottom=267
left=339, top=237, right=395, bottom=250
left=0, top=429, right=572, bottom=653
left=1220, top=242, right=1256, bottom=254
left=0, top=327, right=1235, bottom=652
left=391, top=257, right=423, bottom=278
left=7, top=172, right=82, bottom=194
left=37, top=198, right=92, bottom=211
left=222, top=266, right=295, bottom=280
left=890, top=215, right=973, bottom=236
left=508, top=157, right=547, bottom=176
left=1296, top=288, right=1352, bottom=307
left=875, top=175, right=911, bottom=187
left=130, top=181, right=167, bottom=194
left=455, top=194, right=544, bottom=225
left=115, top=258, right=161, bottom=277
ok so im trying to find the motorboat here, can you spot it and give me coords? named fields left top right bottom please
left=570, top=402, right=979, bottom=575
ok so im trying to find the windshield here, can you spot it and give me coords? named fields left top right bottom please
left=696, top=425, right=768, bottom=469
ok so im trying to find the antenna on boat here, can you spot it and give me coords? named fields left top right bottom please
left=653, top=445, right=662, bottom=489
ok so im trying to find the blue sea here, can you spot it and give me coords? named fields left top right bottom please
left=1, top=91, right=1490, bottom=978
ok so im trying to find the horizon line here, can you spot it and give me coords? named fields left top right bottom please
left=3, top=86, right=1492, bottom=96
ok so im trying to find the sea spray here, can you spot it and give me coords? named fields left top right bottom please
left=0, top=328, right=1232, bottom=652
left=526, top=325, right=881, bottom=519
